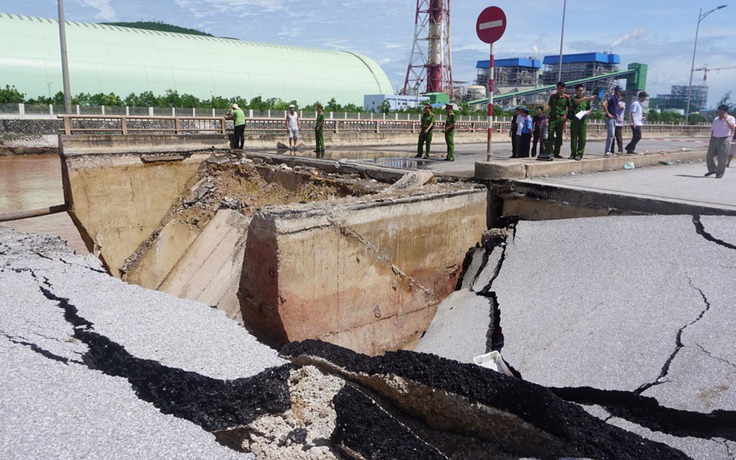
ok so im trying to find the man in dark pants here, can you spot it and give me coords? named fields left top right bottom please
left=518, top=107, right=532, bottom=158
left=509, top=107, right=520, bottom=157
left=538, top=81, right=570, bottom=161
left=444, top=103, right=455, bottom=161
left=227, top=103, right=245, bottom=149
left=314, top=103, right=325, bottom=157
left=625, top=91, right=648, bottom=154
left=531, top=106, right=546, bottom=157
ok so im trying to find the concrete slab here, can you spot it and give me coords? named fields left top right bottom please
left=418, top=215, right=736, bottom=455
left=0, top=228, right=286, bottom=458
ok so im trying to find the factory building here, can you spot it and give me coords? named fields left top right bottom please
left=0, top=13, right=393, bottom=106
left=474, top=52, right=646, bottom=108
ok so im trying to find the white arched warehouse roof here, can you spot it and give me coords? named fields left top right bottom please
left=0, top=13, right=394, bottom=105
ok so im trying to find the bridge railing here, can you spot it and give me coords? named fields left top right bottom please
left=58, top=114, right=227, bottom=135
left=55, top=113, right=712, bottom=137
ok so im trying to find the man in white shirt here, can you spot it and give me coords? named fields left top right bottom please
left=625, top=91, right=648, bottom=154
left=705, top=104, right=736, bottom=178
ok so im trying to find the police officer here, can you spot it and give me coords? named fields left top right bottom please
left=538, top=81, right=571, bottom=161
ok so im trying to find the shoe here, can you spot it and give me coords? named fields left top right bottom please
left=716, top=175, right=724, bottom=179
left=568, top=155, right=575, bottom=159
left=423, top=155, right=429, bottom=159
left=553, top=154, right=562, bottom=159
left=444, top=157, right=454, bottom=161
left=604, top=152, right=613, bottom=157
left=625, top=150, right=637, bottom=155
left=415, top=154, right=422, bottom=158
left=536, top=155, right=553, bottom=161
left=705, top=172, right=716, bottom=177
left=575, top=155, right=583, bottom=161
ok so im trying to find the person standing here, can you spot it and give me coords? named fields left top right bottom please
left=518, top=107, right=533, bottom=158
left=286, top=104, right=301, bottom=151
left=729, top=127, right=736, bottom=168
left=444, top=103, right=456, bottom=161
left=568, top=84, right=595, bottom=160
left=416, top=103, right=435, bottom=159
left=227, top=103, right=245, bottom=149
left=509, top=107, right=520, bottom=158
left=538, top=81, right=570, bottom=161
left=625, top=91, right=649, bottom=154
left=704, top=104, right=736, bottom=178
left=602, top=85, right=622, bottom=157
left=314, top=103, right=325, bottom=158
left=531, top=106, right=546, bottom=157
left=614, top=100, right=626, bottom=154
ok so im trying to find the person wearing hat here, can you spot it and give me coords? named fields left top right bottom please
left=314, top=103, right=325, bottom=158
left=538, top=81, right=571, bottom=161
left=443, top=103, right=456, bottom=161
left=227, top=103, right=245, bottom=149
left=416, top=103, right=434, bottom=159
left=286, top=104, right=301, bottom=151
left=705, top=104, right=736, bottom=178
left=518, top=107, right=533, bottom=158
left=602, top=85, right=623, bottom=156
left=569, top=84, right=596, bottom=160
left=625, top=91, right=649, bottom=154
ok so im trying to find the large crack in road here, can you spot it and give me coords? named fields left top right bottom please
left=477, top=220, right=736, bottom=443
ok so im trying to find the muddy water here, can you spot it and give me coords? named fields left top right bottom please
left=0, top=155, right=87, bottom=253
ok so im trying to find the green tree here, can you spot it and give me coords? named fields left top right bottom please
left=0, top=85, right=25, bottom=103
left=89, top=92, right=123, bottom=106
left=717, top=91, right=732, bottom=108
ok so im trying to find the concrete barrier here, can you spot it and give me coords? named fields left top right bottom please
left=475, top=149, right=708, bottom=181
left=239, top=188, right=488, bottom=355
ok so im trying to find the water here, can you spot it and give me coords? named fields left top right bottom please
left=0, top=155, right=88, bottom=253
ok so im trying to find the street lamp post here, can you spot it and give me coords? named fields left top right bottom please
left=685, top=4, right=727, bottom=124
left=557, top=0, right=567, bottom=83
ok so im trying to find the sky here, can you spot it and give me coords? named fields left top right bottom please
left=2, top=0, right=735, bottom=108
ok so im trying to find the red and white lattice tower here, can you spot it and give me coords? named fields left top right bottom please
left=402, top=0, right=453, bottom=97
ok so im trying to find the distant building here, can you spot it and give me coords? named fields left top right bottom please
left=650, top=85, right=708, bottom=112
left=473, top=52, right=647, bottom=109
left=364, top=94, right=422, bottom=112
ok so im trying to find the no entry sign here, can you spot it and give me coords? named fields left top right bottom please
left=476, top=6, right=506, bottom=44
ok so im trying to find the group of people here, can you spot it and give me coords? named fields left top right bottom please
left=415, top=102, right=456, bottom=161
left=524, top=81, right=649, bottom=161
left=226, top=103, right=326, bottom=157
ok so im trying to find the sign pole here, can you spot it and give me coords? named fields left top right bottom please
left=487, top=43, right=494, bottom=161
left=476, top=6, right=506, bottom=162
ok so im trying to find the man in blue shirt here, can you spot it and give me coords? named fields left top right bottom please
left=602, top=86, right=622, bottom=157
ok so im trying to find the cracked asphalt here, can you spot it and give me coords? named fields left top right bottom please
left=0, top=229, right=285, bottom=459
left=418, top=215, right=736, bottom=459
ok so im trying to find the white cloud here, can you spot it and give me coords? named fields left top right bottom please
left=174, top=0, right=284, bottom=18
left=78, top=0, right=116, bottom=21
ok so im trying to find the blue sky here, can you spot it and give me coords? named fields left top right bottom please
left=3, top=0, right=735, bottom=107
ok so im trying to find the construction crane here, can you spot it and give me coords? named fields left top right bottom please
left=694, top=65, right=736, bottom=83
left=402, top=0, right=453, bottom=97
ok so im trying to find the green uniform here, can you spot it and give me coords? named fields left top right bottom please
left=417, top=112, right=435, bottom=157
left=545, top=93, right=571, bottom=156
left=315, top=112, right=325, bottom=157
left=444, top=112, right=455, bottom=160
left=231, top=108, right=245, bottom=149
left=570, top=98, right=591, bottom=159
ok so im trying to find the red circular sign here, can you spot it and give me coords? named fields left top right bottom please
left=476, top=6, right=506, bottom=44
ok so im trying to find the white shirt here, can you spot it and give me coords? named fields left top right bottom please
left=287, top=112, right=299, bottom=130
left=712, top=115, right=735, bottom=138
left=630, top=100, right=644, bottom=127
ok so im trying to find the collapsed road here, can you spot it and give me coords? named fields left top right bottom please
left=0, top=227, right=697, bottom=459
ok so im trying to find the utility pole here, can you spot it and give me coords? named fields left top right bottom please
left=58, top=0, right=72, bottom=114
